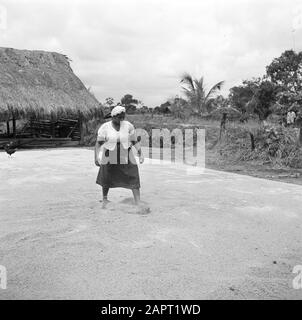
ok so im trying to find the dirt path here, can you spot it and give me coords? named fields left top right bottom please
left=0, top=148, right=302, bottom=299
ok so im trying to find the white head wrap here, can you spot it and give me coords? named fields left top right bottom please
left=111, top=105, right=126, bottom=117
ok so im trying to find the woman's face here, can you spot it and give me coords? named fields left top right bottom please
left=112, top=112, right=125, bottom=124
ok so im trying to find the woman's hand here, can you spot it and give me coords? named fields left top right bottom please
left=95, top=158, right=100, bottom=167
left=95, top=140, right=104, bottom=167
left=139, top=154, right=144, bottom=164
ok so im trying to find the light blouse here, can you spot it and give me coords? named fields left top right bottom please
left=97, top=120, right=137, bottom=151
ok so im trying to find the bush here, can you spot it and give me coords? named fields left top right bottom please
left=217, top=124, right=302, bottom=168
left=253, top=125, right=302, bottom=168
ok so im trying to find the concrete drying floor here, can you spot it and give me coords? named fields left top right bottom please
left=0, top=148, right=302, bottom=299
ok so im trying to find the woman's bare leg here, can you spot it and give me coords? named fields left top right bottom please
left=132, top=189, right=140, bottom=205
left=132, top=189, right=150, bottom=214
left=102, top=187, right=110, bottom=208
left=102, top=187, right=109, bottom=200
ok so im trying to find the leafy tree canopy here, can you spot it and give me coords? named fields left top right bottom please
left=266, top=50, right=302, bottom=94
left=120, top=94, right=138, bottom=114
left=246, top=79, right=279, bottom=121
left=121, top=94, right=138, bottom=106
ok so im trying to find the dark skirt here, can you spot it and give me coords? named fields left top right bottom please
left=96, top=143, right=140, bottom=189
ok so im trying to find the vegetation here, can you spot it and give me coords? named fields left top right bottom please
left=92, top=49, right=302, bottom=177
left=266, top=50, right=302, bottom=94
left=2, top=46, right=301, bottom=179
left=180, top=73, right=224, bottom=115
left=121, top=94, right=139, bottom=114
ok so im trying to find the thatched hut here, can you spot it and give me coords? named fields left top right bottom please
left=0, top=47, right=102, bottom=146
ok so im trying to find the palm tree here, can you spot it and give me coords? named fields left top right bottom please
left=181, top=73, right=224, bottom=115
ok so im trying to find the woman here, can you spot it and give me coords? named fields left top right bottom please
left=95, top=105, right=144, bottom=208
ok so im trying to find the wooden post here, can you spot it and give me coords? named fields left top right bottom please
left=78, top=111, right=84, bottom=145
left=12, top=115, right=16, bottom=138
left=296, top=118, right=302, bottom=146
left=249, top=132, right=255, bottom=151
left=30, top=117, right=34, bottom=136
left=6, top=121, right=10, bottom=136
left=219, top=113, right=227, bottom=140
left=50, top=114, right=56, bottom=138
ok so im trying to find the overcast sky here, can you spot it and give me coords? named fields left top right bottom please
left=0, top=0, right=302, bottom=107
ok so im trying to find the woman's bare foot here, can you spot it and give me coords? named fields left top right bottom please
left=101, top=198, right=110, bottom=209
left=136, top=202, right=151, bottom=214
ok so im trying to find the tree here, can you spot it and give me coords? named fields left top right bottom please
left=246, top=79, right=278, bottom=121
left=139, top=105, right=149, bottom=114
left=154, top=106, right=161, bottom=114
left=180, top=73, right=224, bottom=115
left=210, top=95, right=229, bottom=110
left=159, top=101, right=171, bottom=114
left=121, top=94, right=138, bottom=106
left=120, top=94, right=138, bottom=114
left=266, top=50, right=302, bottom=94
left=169, top=96, right=189, bottom=119
left=229, top=82, right=255, bottom=115
left=229, top=78, right=278, bottom=121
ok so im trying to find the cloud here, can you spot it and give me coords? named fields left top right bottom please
left=0, top=0, right=301, bottom=106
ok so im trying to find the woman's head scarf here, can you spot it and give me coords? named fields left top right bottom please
left=111, top=105, right=126, bottom=117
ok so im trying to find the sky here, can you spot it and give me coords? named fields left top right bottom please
left=0, top=0, right=302, bottom=107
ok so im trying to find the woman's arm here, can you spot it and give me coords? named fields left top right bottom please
left=129, top=122, right=144, bottom=163
left=131, top=140, right=144, bottom=163
left=95, top=123, right=107, bottom=166
left=131, top=140, right=142, bottom=155
left=95, top=140, right=105, bottom=166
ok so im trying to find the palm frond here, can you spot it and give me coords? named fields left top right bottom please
left=205, top=81, right=225, bottom=102
left=181, top=73, right=195, bottom=92
left=182, top=87, right=195, bottom=99
left=193, top=77, right=205, bottom=97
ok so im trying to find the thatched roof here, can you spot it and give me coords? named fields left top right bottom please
left=0, top=47, right=102, bottom=121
